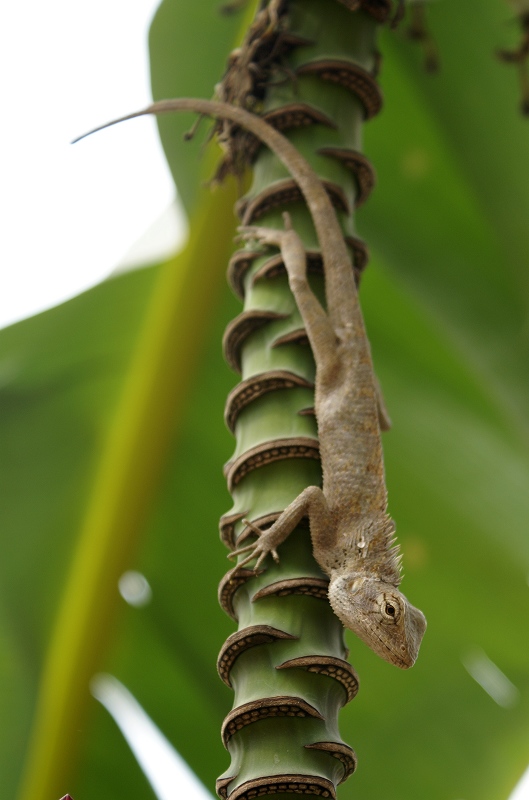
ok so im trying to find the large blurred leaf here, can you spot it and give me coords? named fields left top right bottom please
left=3, top=0, right=529, bottom=799
left=148, top=0, right=257, bottom=211
left=1, top=265, right=160, bottom=797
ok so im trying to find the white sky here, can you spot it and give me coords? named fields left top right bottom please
left=0, top=0, right=185, bottom=331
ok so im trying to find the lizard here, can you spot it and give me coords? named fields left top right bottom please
left=74, top=97, right=426, bottom=668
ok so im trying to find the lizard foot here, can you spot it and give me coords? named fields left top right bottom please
left=238, top=213, right=308, bottom=284
left=237, top=211, right=293, bottom=251
left=228, top=518, right=281, bottom=571
left=238, top=210, right=300, bottom=244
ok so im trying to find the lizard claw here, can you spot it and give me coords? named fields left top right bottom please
left=236, top=224, right=284, bottom=249
left=227, top=517, right=265, bottom=554
left=237, top=212, right=294, bottom=248
left=281, top=211, right=293, bottom=229
left=242, top=517, right=266, bottom=536
left=227, top=517, right=281, bottom=571
left=227, top=540, right=255, bottom=559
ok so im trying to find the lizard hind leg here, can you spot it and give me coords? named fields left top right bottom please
left=237, top=212, right=307, bottom=285
left=238, top=214, right=339, bottom=377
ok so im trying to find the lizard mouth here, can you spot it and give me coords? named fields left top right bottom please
left=334, top=608, right=412, bottom=668
left=365, top=624, right=412, bottom=669
left=328, top=576, right=422, bottom=668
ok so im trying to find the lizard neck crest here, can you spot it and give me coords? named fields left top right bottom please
left=328, top=573, right=426, bottom=668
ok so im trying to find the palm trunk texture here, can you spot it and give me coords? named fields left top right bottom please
left=216, top=2, right=387, bottom=797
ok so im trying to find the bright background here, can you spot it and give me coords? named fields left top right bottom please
left=0, top=0, right=185, bottom=331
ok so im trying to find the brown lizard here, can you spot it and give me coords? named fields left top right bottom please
left=74, top=98, right=426, bottom=668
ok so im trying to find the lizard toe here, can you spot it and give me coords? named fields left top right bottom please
left=228, top=541, right=256, bottom=559
left=233, top=550, right=259, bottom=570
left=254, top=549, right=270, bottom=570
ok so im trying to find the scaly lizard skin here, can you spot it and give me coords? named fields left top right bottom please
left=75, top=98, right=426, bottom=668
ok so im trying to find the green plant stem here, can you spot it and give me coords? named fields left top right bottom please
left=217, top=2, right=381, bottom=798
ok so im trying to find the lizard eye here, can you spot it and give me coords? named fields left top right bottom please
left=377, top=593, right=401, bottom=622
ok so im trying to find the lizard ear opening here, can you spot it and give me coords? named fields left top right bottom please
left=347, top=576, right=366, bottom=594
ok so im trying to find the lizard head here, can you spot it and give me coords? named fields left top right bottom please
left=328, top=573, right=426, bottom=668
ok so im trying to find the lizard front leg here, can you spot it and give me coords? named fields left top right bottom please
left=229, top=485, right=335, bottom=573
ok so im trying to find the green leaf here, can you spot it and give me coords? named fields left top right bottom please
left=149, top=0, right=259, bottom=211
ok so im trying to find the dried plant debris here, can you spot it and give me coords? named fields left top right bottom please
left=213, top=0, right=312, bottom=178
left=390, top=0, right=406, bottom=28
left=406, top=1, right=439, bottom=72
left=497, top=9, right=529, bottom=114
left=220, top=0, right=250, bottom=13
left=216, top=0, right=289, bottom=112
left=336, top=0, right=393, bottom=23
left=211, top=0, right=427, bottom=180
